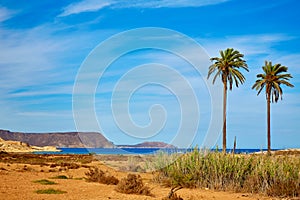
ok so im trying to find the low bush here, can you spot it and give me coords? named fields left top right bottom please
left=115, top=174, right=152, bottom=196
left=85, top=167, right=119, bottom=185
left=162, top=193, right=183, bottom=200
left=33, top=179, right=57, bottom=185
left=35, top=188, right=66, bottom=194
left=162, top=187, right=183, bottom=200
left=51, top=175, right=68, bottom=179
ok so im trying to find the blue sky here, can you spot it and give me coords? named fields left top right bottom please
left=0, top=0, right=299, bottom=149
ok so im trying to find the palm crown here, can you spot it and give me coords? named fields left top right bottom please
left=208, top=48, right=249, bottom=89
left=252, top=61, right=294, bottom=102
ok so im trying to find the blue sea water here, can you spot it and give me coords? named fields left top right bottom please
left=34, top=148, right=274, bottom=155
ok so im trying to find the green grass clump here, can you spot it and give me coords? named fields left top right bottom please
left=33, top=179, right=57, bottom=185
left=155, top=149, right=300, bottom=198
left=35, top=188, right=66, bottom=194
left=51, top=175, right=69, bottom=179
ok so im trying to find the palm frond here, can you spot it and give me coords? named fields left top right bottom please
left=207, top=48, right=248, bottom=88
left=252, top=60, right=294, bottom=103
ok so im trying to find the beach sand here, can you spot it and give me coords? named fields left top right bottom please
left=0, top=153, right=274, bottom=200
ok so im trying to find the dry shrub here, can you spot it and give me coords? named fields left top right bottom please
left=50, top=163, right=57, bottom=168
left=59, top=162, right=80, bottom=169
left=85, top=167, right=119, bottom=185
left=162, top=187, right=184, bottom=200
left=115, top=174, right=152, bottom=196
left=162, top=193, right=183, bottom=200
left=266, top=179, right=300, bottom=197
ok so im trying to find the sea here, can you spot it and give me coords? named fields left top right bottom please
left=34, top=148, right=276, bottom=155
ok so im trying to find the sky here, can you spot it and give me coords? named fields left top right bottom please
left=0, top=0, right=299, bottom=149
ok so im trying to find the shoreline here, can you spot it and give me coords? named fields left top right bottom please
left=32, top=147, right=300, bottom=156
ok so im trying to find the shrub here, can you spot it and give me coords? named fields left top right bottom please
left=51, top=175, right=68, bottom=179
left=33, top=179, right=57, bottom=185
left=155, top=150, right=300, bottom=198
left=35, top=188, right=66, bottom=194
left=85, top=168, right=119, bottom=185
left=144, top=150, right=180, bottom=172
left=124, top=156, right=144, bottom=172
left=115, top=174, right=152, bottom=196
left=59, top=162, right=80, bottom=169
left=162, top=187, right=183, bottom=200
left=162, top=193, right=183, bottom=200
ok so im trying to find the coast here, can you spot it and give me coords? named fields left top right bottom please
left=0, top=137, right=61, bottom=153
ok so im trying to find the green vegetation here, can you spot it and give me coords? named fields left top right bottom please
left=33, top=179, right=57, bottom=185
left=35, top=188, right=66, bottom=194
left=155, top=150, right=300, bottom=198
left=208, top=48, right=249, bottom=153
left=144, top=150, right=180, bottom=172
left=252, top=61, right=294, bottom=153
left=51, top=175, right=69, bottom=179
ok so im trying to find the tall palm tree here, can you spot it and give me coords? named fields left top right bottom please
left=252, top=61, right=294, bottom=153
left=208, top=48, right=248, bottom=153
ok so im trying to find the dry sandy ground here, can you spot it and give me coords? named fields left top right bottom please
left=0, top=155, right=277, bottom=200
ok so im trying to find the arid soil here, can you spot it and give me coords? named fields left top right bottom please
left=0, top=153, right=277, bottom=200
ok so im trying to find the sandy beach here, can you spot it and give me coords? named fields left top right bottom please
left=0, top=153, right=278, bottom=200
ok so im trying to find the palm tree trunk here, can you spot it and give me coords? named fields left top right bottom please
left=223, top=81, right=227, bottom=153
left=267, top=93, right=271, bottom=154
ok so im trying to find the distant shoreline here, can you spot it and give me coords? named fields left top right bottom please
left=28, top=147, right=300, bottom=156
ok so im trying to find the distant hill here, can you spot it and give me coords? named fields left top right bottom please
left=0, top=137, right=60, bottom=153
left=0, top=129, right=114, bottom=148
left=0, top=129, right=176, bottom=149
left=117, top=141, right=176, bottom=148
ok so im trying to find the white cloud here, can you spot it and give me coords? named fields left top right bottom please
left=0, top=27, right=70, bottom=91
left=0, top=24, right=115, bottom=95
left=113, top=0, right=230, bottom=8
left=0, top=6, right=15, bottom=22
left=0, top=22, right=121, bottom=133
left=200, top=34, right=294, bottom=57
left=59, top=0, right=112, bottom=17
left=59, top=0, right=230, bottom=17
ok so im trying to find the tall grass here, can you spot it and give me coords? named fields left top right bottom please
left=144, top=150, right=180, bottom=172
left=155, top=149, right=300, bottom=198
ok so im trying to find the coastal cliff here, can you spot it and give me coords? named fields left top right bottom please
left=0, top=137, right=60, bottom=153
left=0, top=129, right=175, bottom=149
left=0, top=129, right=114, bottom=148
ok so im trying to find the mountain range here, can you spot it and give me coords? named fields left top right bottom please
left=0, top=129, right=114, bottom=148
left=0, top=129, right=174, bottom=148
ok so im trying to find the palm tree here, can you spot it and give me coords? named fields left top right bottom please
left=252, top=61, right=294, bottom=153
left=208, top=48, right=248, bottom=153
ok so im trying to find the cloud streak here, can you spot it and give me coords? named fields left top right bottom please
left=200, top=34, right=294, bottom=57
left=59, top=0, right=230, bottom=16
left=0, top=6, right=15, bottom=22
left=59, top=0, right=112, bottom=17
